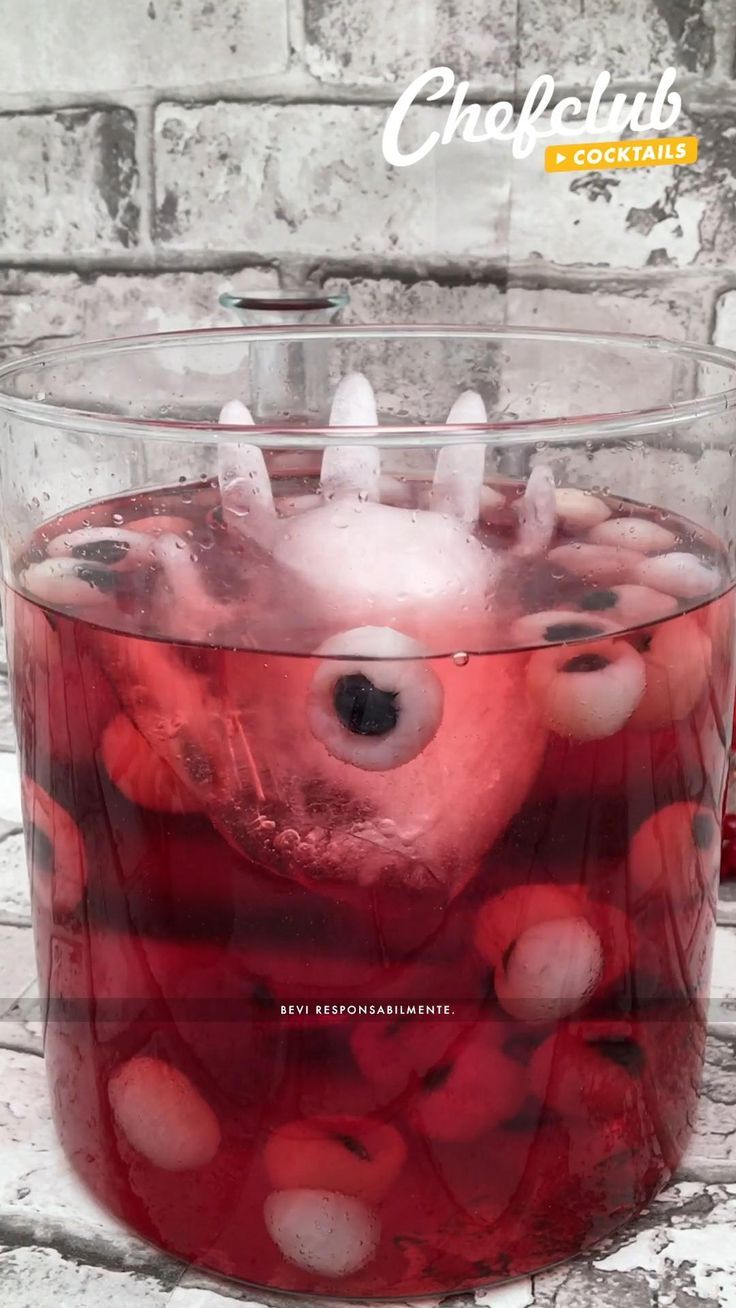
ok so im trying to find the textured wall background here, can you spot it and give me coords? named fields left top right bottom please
left=1, top=0, right=736, bottom=355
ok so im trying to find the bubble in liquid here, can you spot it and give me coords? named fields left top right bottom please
left=453, top=652, right=470, bottom=667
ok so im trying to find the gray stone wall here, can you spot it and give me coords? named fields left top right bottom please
left=1, top=0, right=736, bottom=352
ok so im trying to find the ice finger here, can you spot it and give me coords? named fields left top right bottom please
left=218, top=399, right=275, bottom=537
left=515, top=464, right=557, bottom=557
left=321, top=373, right=380, bottom=501
left=429, top=393, right=486, bottom=522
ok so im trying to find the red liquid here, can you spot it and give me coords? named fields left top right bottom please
left=6, top=483, right=734, bottom=1298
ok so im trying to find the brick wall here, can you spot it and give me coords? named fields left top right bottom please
left=1, top=0, right=736, bottom=356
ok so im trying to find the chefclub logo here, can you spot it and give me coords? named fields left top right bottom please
left=381, top=66, right=698, bottom=175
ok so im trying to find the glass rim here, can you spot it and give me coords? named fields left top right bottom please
left=1, top=323, right=735, bottom=447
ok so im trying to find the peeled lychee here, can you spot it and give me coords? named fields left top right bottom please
left=493, top=915, right=604, bottom=1022
left=628, top=614, right=711, bottom=729
left=108, top=1055, right=221, bottom=1171
left=21, top=777, right=87, bottom=918
left=264, top=1116, right=406, bottom=1202
left=526, top=638, right=645, bottom=740
left=475, top=885, right=632, bottom=1022
left=350, top=1019, right=468, bottom=1101
left=530, top=1022, right=644, bottom=1123
left=413, top=1027, right=524, bottom=1142
left=628, top=801, right=719, bottom=907
left=264, top=1188, right=380, bottom=1278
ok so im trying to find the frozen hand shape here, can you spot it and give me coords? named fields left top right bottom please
left=97, top=375, right=549, bottom=900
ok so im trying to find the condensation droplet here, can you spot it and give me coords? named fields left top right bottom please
left=453, top=652, right=470, bottom=667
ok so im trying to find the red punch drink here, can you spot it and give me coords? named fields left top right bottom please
left=6, top=473, right=732, bottom=1299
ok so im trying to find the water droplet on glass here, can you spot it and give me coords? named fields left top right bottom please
left=112, top=513, right=124, bottom=525
left=453, top=652, right=470, bottom=667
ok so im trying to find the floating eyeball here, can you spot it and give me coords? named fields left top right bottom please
left=574, top=583, right=678, bottom=628
left=555, top=488, right=611, bottom=532
left=510, top=609, right=617, bottom=647
left=46, top=525, right=155, bottom=569
left=264, top=1189, right=380, bottom=1278
left=588, top=516, right=677, bottom=553
left=526, top=638, right=646, bottom=740
left=635, top=552, right=721, bottom=600
left=108, top=1055, right=221, bottom=1171
left=350, top=1020, right=465, bottom=1101
left=307, top=627, right=444, bottom=771
left=413, top=1029, right=524, bottom=1141
left=628, top=800, right=720, bottom=902
left=493, top=916, right=604, bottom=1022
left=474, top=884, right=584, bottom=969
left=530, top=1024, right=643, bottom=1123
left=21, top=776, right=87, bottom=917
left=628, top=614, right=711, bottom=729
left=127, top=514, right=193, bottom=536
left=548, top=542, right=642, bottom=584
left=264, top=1116, right=406, bottom=1202
left=21, top=557, right=118, bottom=608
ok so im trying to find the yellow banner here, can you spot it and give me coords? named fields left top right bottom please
left=545, top=135, right=698, bottom=174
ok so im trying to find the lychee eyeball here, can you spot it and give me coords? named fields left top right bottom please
left=263, top=1116, right=406, bottom=1202
left=588, top=517, right=676, bottom=554
left=554, top=488, right=611, bottom=532
left=264, top=1188, right=380, bottom=1279
left=635, top=552, right=721, bottom=600
left=21, top=777, right=87, bottom=918
left=530, top=1022, right=644, bottom=1123
left=628, top=801, right=720, bottom=905
left=627, top=614, right=711, bottom=729
left=475, top=886, right=631, bottom=1023
left=526, top=638, right=645, bottom=740
left=574, top=583, right=678, bottom=629
left=108, top=1055, right=221, bottom=1171
left=493, top=916, right=604, bottom=1022
left=22, top=557, right=117, bottom=609
left=474, top=884, right=583, bottom=969
left=510, top=609, right=616, bottom=647
left=413, top=1028, right=524, bottom=1142
left=350, top=1019, right=466, bottom=1101
left=46, top=525, right=156, bottom=568
left=548, top=542, right=642, bottom=584
left=127, top=514, right=193, bottom=536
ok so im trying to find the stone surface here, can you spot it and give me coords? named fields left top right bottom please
left=0, top=754, right=22, bottom=827
left=324, top=276, right=505, bottom=325
left=502, top=282, right=717, bottom=420
left=0, top=109, right=139, bottom=256
left=508, top=112, right=736, bottom=270
left=518, top=0, right=717, bottom=81
left=713, top=290, right=736, bottom=351
left=0, top=0, right=289, bottom=96
left=153, top=102, right=511, bottom=257
left=0, top=676, right=15, bottom=752
left=506, top=282, right=715, bottom=343
left=0, top=832, right=29, bottom=920
left=303, top=0, right=517, bottom=86
left=0, top=925, right=35, bottom=1019
left=0, top=268, right=280, bottom=362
